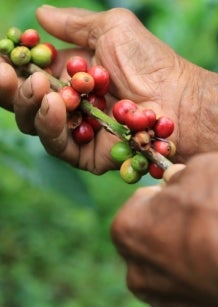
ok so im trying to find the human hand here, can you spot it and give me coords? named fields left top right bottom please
left=111, top=152, right=218, bottom=307
left=6, top=6, right=218, bottom=173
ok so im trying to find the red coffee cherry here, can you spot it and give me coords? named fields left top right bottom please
left=21, top=29, right=40, bottom=47
left=152, top=140, right=172, bottom=157
left=87, top=65, right=110, bottom=96
left=154, top=116, right=174, bottom=138
left=71, top=72, right=95, bottom=94
left=112, top=99, right=137, bottom=124
left=72, top=121, right=94, bottom=144
left=148, top=162, right=164, bottom=179
left=143, top=109, right=156, bottom=128
left=59, top=86, right=81, bottom=111
left=85, top=116, right=102, bottom=132
left=125, top=108, right=150, bottom=131
left=67, top=56, right=87, bottom=76
left=87, top=93, right=107, bottom=111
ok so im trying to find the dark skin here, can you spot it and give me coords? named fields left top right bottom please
left=1, top=6, right=218, bottom=306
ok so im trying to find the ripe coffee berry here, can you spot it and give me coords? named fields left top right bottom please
left=112, top=99, right=137, bottom=124
left=21, top=29, right=40, bottom=47
left=71, top=72, right=95, bottom=94
left=154, top=116, right=174, bottom=138
left=59, top=86, right=81, bottom=111
left=143, top=109, right=156, bottom=128
left=88, top=65, right=110, bottom=96
left=87, top=93, right=106, bottom=111
left=148, top=162, right=164, bottom=179
left=125, top=108, right=150, bottom=131
left=67, top=56, right=87, bottom=76
left=72, top=121, right=94, bottom=144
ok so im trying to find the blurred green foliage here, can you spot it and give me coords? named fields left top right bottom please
left=0, top=0, right=218, bottom=306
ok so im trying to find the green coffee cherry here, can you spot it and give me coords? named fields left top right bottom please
left=110, top=141, right=133, bottom=163
left=7, top=27, right=22, bottom=44
left=131, top=153, right=149, bottom=174
left=31, top=43, right=52, bottom=68
left=0, top=38, right=14, bottom=55
left=120, top=158, right=141, bottom=184
left=10, top=46, right=31, bottom=66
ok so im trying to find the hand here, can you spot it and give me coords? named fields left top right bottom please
left=5, top=6, right=218, bottom=173
left=111, top=152, right=218, bottom=307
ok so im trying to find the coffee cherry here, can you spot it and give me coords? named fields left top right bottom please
left=72, top=121, right=94, bottom=144
left=10, top=46, right=31, bottom=66
left=125, top=108, right=150, bottom=131
left=112, top=99, right=137, bottom=124
left=110, top=141, right=133, bottom=163
left=87, top=65, right=110, bottom=96
left=143, top=109, right=156, bottom=128
left=148, top=162, right=164, bottom=179
left=67, top=56, right=87, bottom=76
left=120, top=158, right=141, bottom=184
left=7, top=27, right=22, bottom=44
left=31, top=43, right=52, bottom=68
left=154, top=116, right=174, bottom=138
left=167, top=140, right=177, bottom=157
left=71, top=72, right=95, bottom=94
left=87, top=93, right=106, bottom=111
left=131, top=153, right=149, bottom=174
left=0, top=38, right=14, bottom=55
left=43, top=42, right=57, bottom=62
left=152, top=140, right=172, bottom=157
left=85, top=116, right=102, bottom=132
left=59, top=86, right=81, bottom=111
left=21, top=29, right=40, bottom=47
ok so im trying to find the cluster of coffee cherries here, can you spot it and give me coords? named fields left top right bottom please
left=59, top=56, right=110, bottom=144
left=110, top=99, right=176, bottom=183
left=0, top=27, right=176, bottom=184
left=0, top=27, right=57, bottom=68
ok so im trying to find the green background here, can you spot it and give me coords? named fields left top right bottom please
left=0, top=0, right=218, bottom=306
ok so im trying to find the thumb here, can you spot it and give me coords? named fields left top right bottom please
left=36, top=6, right=103, bottom=49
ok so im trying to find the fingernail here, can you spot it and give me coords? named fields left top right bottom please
left=22, top=75, right=33, bottom=99
left=39, top=96, right=49, bottom=116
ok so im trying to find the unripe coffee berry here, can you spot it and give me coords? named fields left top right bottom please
left=120, top=158, right=141, bottom=184
left=31, top=43, right=52, bottom=68
left=43, top=43, right=57, bottom=62
left=21, top=29, right=40, bottom=47
left=131, top=153, right=149, bottom=174
left=0, top=38, right=14, bottom=55
left=7, top=27, right=22, bottom=44
left=10, top=46, right=31, bottom=66
left=71, top=72, right=95, bottom=94
left=110, top=141, right=133, bottom=163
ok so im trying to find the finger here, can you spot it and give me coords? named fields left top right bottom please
left=36, top=6, right=99, bottom=49
left=14, top=72, right=50, bottom=134
left=35, top=91, right=80, bottom=166
left=0, top=62, right=18, bottom=111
